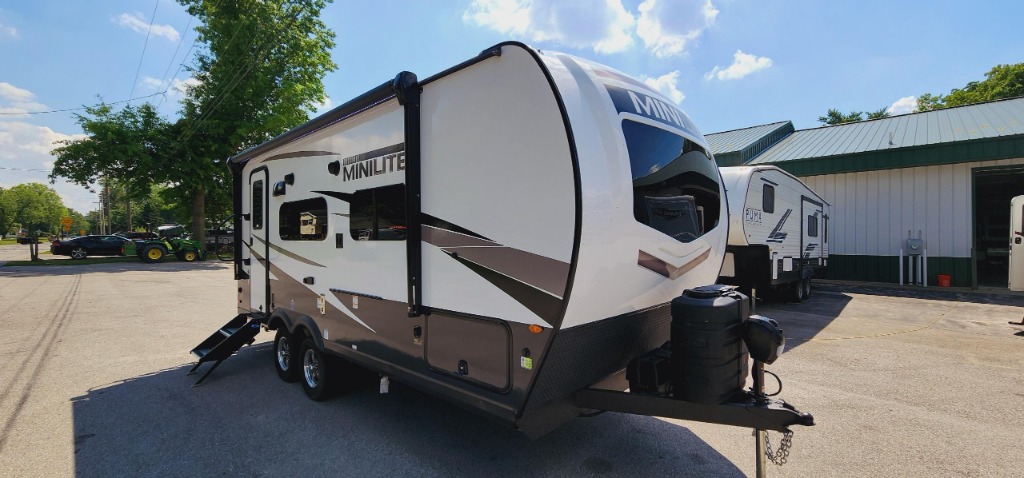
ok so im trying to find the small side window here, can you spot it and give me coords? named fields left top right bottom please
left=763, top=185, right=775, bottom=214
left=252, top=180, right=264, bottom=230
left=279, top=198, right=328, bottom=241
left=807, top=215, right=818, bottom=237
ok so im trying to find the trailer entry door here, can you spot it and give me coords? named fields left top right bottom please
left=249, top=170, right=269, bottom=312
left=801, top=196, right=824, bottom=267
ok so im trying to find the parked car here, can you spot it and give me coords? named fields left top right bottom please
left=114, top=231, right=159, bottom=241
left=50, top=235, right=130, bottom=259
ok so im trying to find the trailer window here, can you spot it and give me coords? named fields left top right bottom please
left=252, top=181, right=264, bottom=230
left=763, top=185, right=775, bottom=214
left=807, top=214, right=818, bottom=237
left=279, top=198, right=328, bottom=241
left=622, top=119, right=721, bottom=243
left=350, top=184, right=406, bottom=241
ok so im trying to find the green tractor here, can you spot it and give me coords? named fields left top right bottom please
left=130, top=225, right=207, bottom=263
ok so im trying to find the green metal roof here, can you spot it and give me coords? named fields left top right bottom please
left=747, top=97, right=1024, bottom=175
left=705, top=121, right=793, bottom=167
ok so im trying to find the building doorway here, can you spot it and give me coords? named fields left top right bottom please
left=973, top=166, right=1024, bottom=287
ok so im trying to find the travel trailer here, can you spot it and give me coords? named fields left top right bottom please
left=1010, top=195, right=1023, bottom=292
left=718, top=166, right=830, bottom=300
left=190, top=42, right=812, bottom=441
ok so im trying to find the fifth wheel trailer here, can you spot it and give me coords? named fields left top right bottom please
left=189, top=42, right=812, bottom=442
left=718, top=166, right=830, bottom=301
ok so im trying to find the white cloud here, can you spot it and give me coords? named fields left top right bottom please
left=114, top=12, right=180, bottom=42
left=141, top=76, right=200, bottom=99
left=0, top=82, right=34, bottom=103
left=0, top=19, right=16, bottom=38
left=0, top=121, right=95, bottom=213
left=643, top=71, right=685, bottom=104
left=313, top=97, right=333, bottom=114
left=636, top=0, right=717, bottom=57
left=888, top=96, right=917, bottom=115
left=705, top=50, right=772, bottom=81
left=464, top=0, right=636, bottom=54
left=0, top=82, right=47, bottom=117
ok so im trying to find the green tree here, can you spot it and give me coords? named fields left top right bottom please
left=818, top=106, right=892, bottom=125
left=3, top=183, right=67, bottom=259
left=0, top=186, right=10, bottom=237
left=818, top=108, right=865, bottom=125
left=866, top=108, right=891, bottom=120
left=916, top=63, right=1024, bottom=111
left=50, top=102, right=173, bottom=230
left=173, top=0, right=337, bottom=242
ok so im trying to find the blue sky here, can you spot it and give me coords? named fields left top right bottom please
left=1, top=0, right=1023, bottom=213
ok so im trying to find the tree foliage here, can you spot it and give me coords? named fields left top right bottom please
left=916, top=63, right=1024, bottom=112
left=172, top=0, right=337, bottom=240
left=0, top=183, right=67, bottom=235
left=47, top=0, right=336, bottom=242
left=50, top=103, right=172, bottom=201
left=818, top=106, right=892, bottom=125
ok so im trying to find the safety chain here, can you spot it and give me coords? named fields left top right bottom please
left=764, top=430, right=794, bottom=466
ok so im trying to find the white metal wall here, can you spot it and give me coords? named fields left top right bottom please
left=802, top=157, right=1024, bottom=258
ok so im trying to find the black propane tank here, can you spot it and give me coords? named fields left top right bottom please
left=670, top=284, right=750, bottom=404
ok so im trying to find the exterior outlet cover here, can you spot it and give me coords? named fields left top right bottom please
left=907, top=238, right=923, bottom=254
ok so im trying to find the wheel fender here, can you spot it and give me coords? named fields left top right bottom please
left=268, top=309, right=325, bottom=351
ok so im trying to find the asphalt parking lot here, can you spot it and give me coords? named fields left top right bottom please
left=1, top=258, right=1022, bottom=477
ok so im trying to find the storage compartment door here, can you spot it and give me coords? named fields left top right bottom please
left=426, top=313, right=511, bottom=391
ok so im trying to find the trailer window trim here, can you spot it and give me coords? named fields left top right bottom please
left=279, top=197, right=329, bottom=241
left=807, top=214, right=818, bottom=237
left=621, top=119, right=721, bottom=244
left=763, top=185, right=775, bottom=214
left=252, top=181, right=264, bottom=230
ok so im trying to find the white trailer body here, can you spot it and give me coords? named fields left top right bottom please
left=224, top=43, right=732, bottom=436
left=718, top=165, right=829, bottom=300
left=1010, top=195, right=1024, bottom=291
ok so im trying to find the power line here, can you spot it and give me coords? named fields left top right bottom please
left=154, top=16, right=196, bottom=109
left=0, top=92, right=166, bottom=115
left=128, top=0, right=162, bottom=106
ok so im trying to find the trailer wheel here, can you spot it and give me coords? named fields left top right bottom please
left=299, top=338, right=335, bottom=401
left=274, top=329, right=301, bottom=382
left=802, top=278, right=812, bottom=299
left=790, top=281, right=804, bottom=302
left=141, top=244, right=166, bottom=263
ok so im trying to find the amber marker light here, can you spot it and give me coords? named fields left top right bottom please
left=528, top=324, right=543, bottom=334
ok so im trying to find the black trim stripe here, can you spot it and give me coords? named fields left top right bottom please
left=445, top=250, right=563, bottom=326
left=263, top=150, right=339, bottom=162
left=313, top=190, right=354, bottom=202
left=420, top=212, right=493, bottom=242
left=339, top=143, right=405, bottom=166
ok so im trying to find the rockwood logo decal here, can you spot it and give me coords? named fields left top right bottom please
left=337, top=143, right=405, bottom=182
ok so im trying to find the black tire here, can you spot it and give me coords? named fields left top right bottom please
left=141, top=244, right=166, bottom=263
left=70, top=247, right=88, bottom=260
left=274, top=329, right=301, bottom=382
left=790, top=281, right=804, bottom=302
left=299, top=338, right=335, bottom=401
left=803, top=278, right=812, bottom=299
left=178, top=249, right=198, bottom=262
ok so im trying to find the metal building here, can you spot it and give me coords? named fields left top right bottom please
left=707, top=97, right=1024, bottom=288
